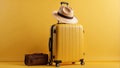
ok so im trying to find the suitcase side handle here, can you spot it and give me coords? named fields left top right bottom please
left=61, top=2, right=69, bottom=6
left=49, top=37, right=52, bottom=51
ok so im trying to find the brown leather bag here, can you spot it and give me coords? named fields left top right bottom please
left=24, top=53, right=48, bottom=65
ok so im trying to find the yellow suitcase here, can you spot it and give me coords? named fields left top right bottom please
left=49, top=24, right=85, bottom=67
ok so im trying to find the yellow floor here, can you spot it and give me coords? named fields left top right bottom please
left=0, top=62, right=119, bottom=68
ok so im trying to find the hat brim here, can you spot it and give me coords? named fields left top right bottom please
left=53, top=11, right=78, bottom=24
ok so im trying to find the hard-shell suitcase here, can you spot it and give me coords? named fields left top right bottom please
left=49, top=24, right=85, bottom=67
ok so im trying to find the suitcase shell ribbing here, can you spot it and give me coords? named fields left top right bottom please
left=49, top=24, right=85, bottom=66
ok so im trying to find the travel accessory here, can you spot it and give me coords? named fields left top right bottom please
left=53, top=2, right=78, bottom=24
left=49, top=24, right=85, bottom=67
left=24, top=53, right=48, bottom=65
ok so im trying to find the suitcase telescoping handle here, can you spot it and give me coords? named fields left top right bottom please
left=61, top=2, right=69, bottom=6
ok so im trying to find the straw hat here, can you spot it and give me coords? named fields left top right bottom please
left=53, top=6, right=78, bottom=24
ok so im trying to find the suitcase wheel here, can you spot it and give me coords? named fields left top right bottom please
left=80, top=59, right=85, bottom=65
left=54, top=60, right=62, bottom=67
left=56, top=63, right=60, bottom=67
left=48, top=62, right=52, bottom=66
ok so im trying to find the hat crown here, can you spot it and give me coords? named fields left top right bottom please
left=58, top=6, right=74, bottom=17
left=52, top=3, right=78, bottom=24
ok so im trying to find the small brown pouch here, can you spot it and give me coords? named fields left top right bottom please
left=24, top=53, right=48, bottom=65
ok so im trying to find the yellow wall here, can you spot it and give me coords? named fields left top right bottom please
left=0, top=0, right=120, bottom=61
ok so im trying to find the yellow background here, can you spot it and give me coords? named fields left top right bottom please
left=0, top=0, right=120, bottom=62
